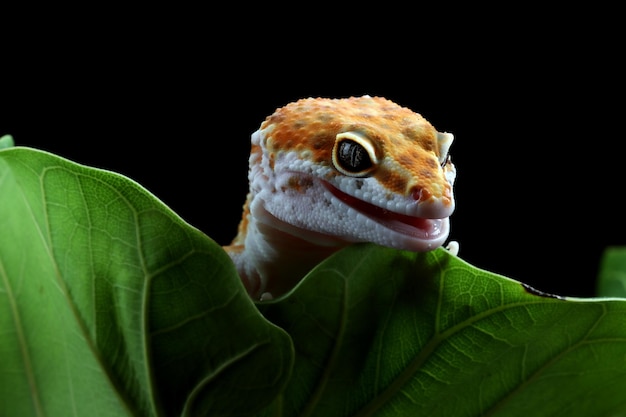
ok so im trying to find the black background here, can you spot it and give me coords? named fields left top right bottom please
left=2, top=12, right=623, bottom=298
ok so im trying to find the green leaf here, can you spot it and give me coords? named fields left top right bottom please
left=0, top=147, right=293, bottom=417
left=258, top=244, right=626, bottom=416
left=596, top=246, right=626, bottom=298
left=4, top=144, right=626, bottom=417
left=0, top=134, right=15, bottom=149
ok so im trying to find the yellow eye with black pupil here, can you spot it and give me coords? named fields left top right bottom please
left=332, top=131, right=379, bottom=177
left=336, top=140, right=372, bottom=172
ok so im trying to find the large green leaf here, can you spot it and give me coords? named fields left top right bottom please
left=258, top=244, right=626, bottom=416
left=0, top=147, right=293, bottom=417
left=3, top=144, right=626, bottom=417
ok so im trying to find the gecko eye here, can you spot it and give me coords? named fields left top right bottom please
left=441, top=153, right=452, bottom=168
left=332, top=132, right=379, bottom=177
left=436, top=131, right=454, bottom=167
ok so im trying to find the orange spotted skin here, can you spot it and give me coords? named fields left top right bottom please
left=259, top=96, right=453, bottom=205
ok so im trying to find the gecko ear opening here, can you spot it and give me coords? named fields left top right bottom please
left=436, top=131, right=454, bottom=166
left=332, top=132, right=379, bottom=177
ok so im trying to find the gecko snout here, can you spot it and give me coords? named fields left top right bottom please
left=410, top=185, right=454, bottom=219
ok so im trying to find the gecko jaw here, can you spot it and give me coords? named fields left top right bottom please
left=322, top=181, right=448, bottom=243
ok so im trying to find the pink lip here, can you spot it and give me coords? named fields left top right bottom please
left=322, top=182, right=444, bottom=240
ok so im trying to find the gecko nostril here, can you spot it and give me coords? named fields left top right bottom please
left=411, top=186, right=434, bottom=203
left=411, top=186, right=423, bottom=202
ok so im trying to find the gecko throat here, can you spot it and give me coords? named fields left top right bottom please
left=322, top=181, right=445, bottom=240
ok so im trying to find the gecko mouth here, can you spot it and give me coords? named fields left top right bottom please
left=322, top=182, right=446, bottom=240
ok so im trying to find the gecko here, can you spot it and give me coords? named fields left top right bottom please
left=223, top=96, right=457, bottom=300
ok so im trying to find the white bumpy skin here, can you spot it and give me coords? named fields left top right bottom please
left=224, top=96, right=457, bottom=300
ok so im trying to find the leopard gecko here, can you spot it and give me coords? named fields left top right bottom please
left=223, top=96, right=457, bottom=300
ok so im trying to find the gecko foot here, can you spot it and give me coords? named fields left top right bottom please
left=259, top=292, right=274, bottom=301
left=445, top=241, right=459, bottom=256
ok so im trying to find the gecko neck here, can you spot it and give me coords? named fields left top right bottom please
left=231, top=202, right=347, bottom=300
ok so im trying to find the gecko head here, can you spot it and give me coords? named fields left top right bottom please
left=250, top=96, right=456, bottom=253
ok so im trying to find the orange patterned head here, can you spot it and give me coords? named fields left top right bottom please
left=247, top=95, right=456, bottom=252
